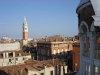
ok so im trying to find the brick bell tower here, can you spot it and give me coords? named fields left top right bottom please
left=23, top=16, right=28, bottom=40
left=21, top=16, right=28, bottom=46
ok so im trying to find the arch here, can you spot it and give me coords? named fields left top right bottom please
left=79, top=21, right=89, bottom=33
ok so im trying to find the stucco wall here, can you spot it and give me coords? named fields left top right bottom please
left=0, top=42, right=20, bottom=51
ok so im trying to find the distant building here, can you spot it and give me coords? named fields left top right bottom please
left=1, top=35, right=11, bottom=41
left=36, top=35, right=80, bottom=72
left=0, top=36, right=20, bottom=51
left=0, top=58, right=67, bottom=75
left=76, top=0, right=100, bottom=75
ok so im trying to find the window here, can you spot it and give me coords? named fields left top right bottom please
left=25, top=28, right=27, bottom=30
left=23, top=57, right=26, bottom=60
left=9, top=59, right=11, bottom=62
left=50, top=71, right=53, bottom=75
left=16, top=58, right=18, bottom=61
left=74, top=63, right=77, bottom=71
left=41, top=73, right=44, bottom=75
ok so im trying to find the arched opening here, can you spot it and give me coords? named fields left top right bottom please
left=79, top=21, right=89, bottom=33
left=81, top=25, right=87, bottom=33
left=79, top=21, right=90, bottom=57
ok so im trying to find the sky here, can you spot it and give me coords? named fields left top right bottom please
left=0, top=0, right=80, bottom=39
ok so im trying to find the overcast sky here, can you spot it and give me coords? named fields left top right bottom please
left=0, top=0, right=80, bottom=39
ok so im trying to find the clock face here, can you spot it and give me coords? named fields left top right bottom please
left=23, top=27, right=28, bottom=31
left=25, top=28, right=27, bottom=30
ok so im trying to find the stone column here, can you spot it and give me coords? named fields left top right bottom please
left=13, top=52, right=15, bottom=57
left=3, top=52, right=5, bottom=58
left=79, top=34, right=84, bottom=75
left=6, top=52, right=8, bottom=58
left=89, top=32, right=96, bottom=75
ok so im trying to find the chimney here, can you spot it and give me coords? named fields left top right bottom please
left=43, top=64, right=47, bottom=75
left=43, top=64, right=47, bottom=68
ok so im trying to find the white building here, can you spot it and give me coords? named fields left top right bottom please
left=0, top=41, right=20, bottom=51
left=0, top=50, right=31, bottom=66
left=76, top=0, right=100, bottom=75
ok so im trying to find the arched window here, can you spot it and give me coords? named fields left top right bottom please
left=79, top=21, right=89, bottom=33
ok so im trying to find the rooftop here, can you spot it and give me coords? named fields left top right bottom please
left=37, top=35, right=79, bottom=42
left=0, top=58, right=66, bottom=74
left=25, top=58, right=66, bottom=71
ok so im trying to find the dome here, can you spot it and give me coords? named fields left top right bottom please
left=77, top=0, right=90, bottom=8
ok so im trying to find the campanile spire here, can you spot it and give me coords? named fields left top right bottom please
left=23, top=16, right=28, bottom=40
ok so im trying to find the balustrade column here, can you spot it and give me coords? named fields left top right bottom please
left=86, top=63, right=89, bottom=75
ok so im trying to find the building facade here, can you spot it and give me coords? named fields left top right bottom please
left=0, top=36, right=20, bottom=51
left=77, top=0, right=100, bottom=75
left=37, top=42, right=70, bottom=61
left=0, top=42, right=20, bottom=51
left=0, top=50, right=31, bottom=66
left=37, top=42, right=80, bottom=72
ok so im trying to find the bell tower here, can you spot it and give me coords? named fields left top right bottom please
left=23, top=16, right=28, bottom=40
